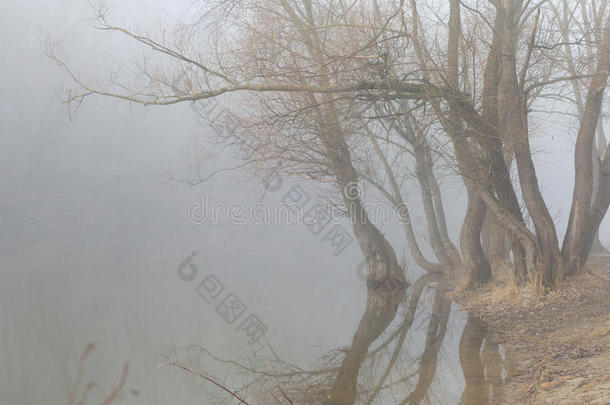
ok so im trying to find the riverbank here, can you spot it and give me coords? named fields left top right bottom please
left=452, top=254, right=610, bottom=404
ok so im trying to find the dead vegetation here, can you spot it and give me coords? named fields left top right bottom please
left=66, top=344, right=131, bottom=405
left=452, top=254, right=610, bottom=404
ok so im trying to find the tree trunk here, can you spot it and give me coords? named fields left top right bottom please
left=512, top=95, right=564, bottom=290
left=562, top=15, right=610, bottom=271
left=486, top=140, right=530, bottom=284
left=578, top=144, right=610, bottom=263
left=482, top=214, right=511, bottom=267
left=397, top=208, right=445, bottom=274
left=496, top=1, right=563, bottom=289
left=590, top=232, right=608, bottom=254
left=321, top=101, right=407, bottom=287
left=446, top=0, right=491, bottom=287
left=414, top=140, right=456, bottom=269
left=368, top=132, right=444, bottom=273
left=460, top=185, right=492, bottom=287
left=423, top=143, right=462, bottom=266
left=477, top=188, right=538, bottom=277
left=480, top=3, right=529, bottom=284
left=294, top=10, right=408, bottom=288
left=589, top=121, right=609, bottom=254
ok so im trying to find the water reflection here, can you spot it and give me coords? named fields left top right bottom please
left=327, top=275, right=407, bottom=405
left=398, top=281, right=451, bottom=405
left=459, top=317, right=516, bottom=405
left=175, top=272, right=515, bottom=405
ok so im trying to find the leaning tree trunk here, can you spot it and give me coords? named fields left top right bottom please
left=482, top=213, right=511, bottom=268
left=368, top=132, right=444, bottom=273
left=321, top=101, right=407, bottom=287
left=296, top=12, right=407, bottom=288
left=422, top=142, right=462, bottom=266
left=562, top=15, right=610, bottom=272
left=453, top=131, right=495, bottom=287
left=559, top=7, right=609, bottom=258
left=460, top=186, right=493, bottom=287
left=397, top=210, right=445, bottom=274
left=414, top=139, right=458, bottom=269
left=497, top=1, right=563, bottom=289
left=387, top=113, right=460, bottom=272
left=480, top=5, right=529, bottom=284
left=590, top=232, right=608, bottom=254
left=445, top=0, right=491, bottom=287
left=511, top=79, right=563, bottom=291
left=588, top=118, right=608, bottom=254
left=579, top=149, right=610, bottom=263
left=486, top=147, right=530, bottom=285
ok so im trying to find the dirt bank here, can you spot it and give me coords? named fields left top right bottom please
left=452, top=254, right=610, bottom=404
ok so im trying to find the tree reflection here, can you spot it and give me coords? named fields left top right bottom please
left=397, top=287, right=451, bottom=405
left=459, top=317, right=511, bottom=405
left=171, top=273, right=514, bottom=405
left=325, top=278, right=407, bottom=404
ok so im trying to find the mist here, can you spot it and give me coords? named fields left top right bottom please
left=1, top=1, right=608, bottom=405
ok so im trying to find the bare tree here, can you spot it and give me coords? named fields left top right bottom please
left=549, top=0, right=610, bottom=257
left=52, top=0, right=610, bottom=291
left=363, top=99, right=463, bottom=273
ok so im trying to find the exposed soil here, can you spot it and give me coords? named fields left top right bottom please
left=452, top=254, right=610, bottom=404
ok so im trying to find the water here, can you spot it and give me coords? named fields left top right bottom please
left=0, top=176, right=516, bottom=405
left=173, top=275, right=517, bottom=405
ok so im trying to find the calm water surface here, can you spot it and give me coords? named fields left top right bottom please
left=0, top=186, right=516, bottom=405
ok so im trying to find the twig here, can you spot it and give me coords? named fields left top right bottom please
left=166, top=361, right=251, bottom=404
left=67, top=343, right=96, bottom=405
left=100, top=363, right=128, bottom=405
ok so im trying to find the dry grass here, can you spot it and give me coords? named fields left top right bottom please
left=452, top=253, right=610, bottom=318
left=450, top=255, right=610, bottom=404
left=450, top=264, right=539, bottom=315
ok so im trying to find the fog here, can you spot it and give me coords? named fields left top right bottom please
left=1, top=1, right=607, bottom=405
